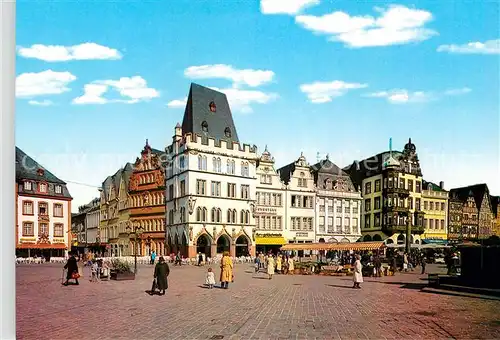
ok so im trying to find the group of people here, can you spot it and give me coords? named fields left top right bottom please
left=255, top=252, right=295, bottom=279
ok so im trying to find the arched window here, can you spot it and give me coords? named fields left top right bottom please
left=211, top=208, right=217, bottom=222
left=196, top=207, right=202, bottom=222
left=198, top=155, right=203, bottom=170
left=180, top=207, right=186, bottom=223
left=216, top=158, right=222, bottom=173
left=240, top=210, right=245, bottom=224
left=232, top=209, right=237, bottom=224
left=201, top=121, right=208, bottom=133
left=246, top=210, right=250, bottom=224
left=224, top=127, right=231, bottom=138
left=217, top=208, right=222, bottom=222
left=202, top=156, right=207, bottom=170
left=212, top=157, right=217, bottom=172
left=168, top=210, right=174, bottom=225
left=227, top=209, right=232, bottom=223
left=202, top=207, right=207, bottom=221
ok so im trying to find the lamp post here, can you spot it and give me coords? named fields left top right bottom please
left=126, top=223, right=144, bottom=274
left=405, top=215, right=412, bottom=255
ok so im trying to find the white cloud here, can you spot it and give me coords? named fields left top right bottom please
left=16, top=70, right=77, bottom=98
left=444, top=87, right=472, bottom=96
left=73, top=76, right=159, bottom=105
left=295, top=5, right=437, bottom=48
left=300, top=80, right=367, bottom=103
left=17, top=43, right=122, bottom=62
left=365, top=89, right=432, bottom=104
left=166, top=97, right=187, bottom=108
left=260, top=0, right=320, bottom=15
left=184, top=64, right=275, bottom=88
left=28, top=99, right=54, bottom=106
left=437, top=39, right=500, bottom=55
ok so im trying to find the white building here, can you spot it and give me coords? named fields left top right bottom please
left=310, top=156, right=362, bottom=243
left=16, top=147, right=73, bottom=257
left=254, top=146, right=287, bottom=253
left=165, top=84, right=258, bottom=258
left=85, top=198, right=101, bottom=245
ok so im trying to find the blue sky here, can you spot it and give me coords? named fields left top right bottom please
left=15, top=0, right=499, bottom=211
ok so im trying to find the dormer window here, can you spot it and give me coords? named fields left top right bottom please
left=24, top=181, right=32, bottom=191
left=39, top=182, right=47, bottom=193
left=55, top=185, right=62, bottom=194
left=201, top=121, right=209, bottom=133
left=209, top=101, right=216, bottom=112
left=37, top=168, right=44, bottom=176
left=224, top=127, right=232, bottom=138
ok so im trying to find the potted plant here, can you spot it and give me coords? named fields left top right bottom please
left=109, top=258, right=135, bottom=280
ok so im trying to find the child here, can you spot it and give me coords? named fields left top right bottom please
left=205, top=267, right=216, bottom=289
left=90, top=260, right=99, bottom=282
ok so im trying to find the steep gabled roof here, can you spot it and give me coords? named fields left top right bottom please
left=16, top=147, right=66, bottom=184
left=449, top=183, right=490, bottom=209
left=181, top=83, right=240, bottom=143
left=311, top=158, right=347, bottom=176
left=490, top=195, right=500, bottom=217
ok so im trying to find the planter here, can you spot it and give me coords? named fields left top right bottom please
left=110, top=270, right=136, bottom=281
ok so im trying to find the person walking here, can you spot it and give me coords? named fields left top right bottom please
left=219, top=251, right=233, bottom=289
left=63, top=252, right=80, bottom=286
left=150, top=251, right=156, bottom=265
left=352, top=254, right=363, bottom=289
left=267, top=254, right=275, bottom=280
left=287, top=256, right=295, bottom=274
left=276, top=255, right=282, bottom=274
left=198, top=252, right=203, bottom=266
left=420, top=255, right=427, bottom=274
left=152, top=256, right=170, bottom=295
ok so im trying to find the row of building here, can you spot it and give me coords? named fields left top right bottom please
left=15, top=83, right=500, bottom=259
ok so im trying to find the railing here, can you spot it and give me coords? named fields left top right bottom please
left=383, top=205, right=410, bottom=213
left=383, top=187, right=410, bottom=195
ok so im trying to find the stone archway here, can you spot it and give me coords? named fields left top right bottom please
left=373, top=234, right=382, bottom=241
left=319, top=238, right=326, bottom=243
left=235, top=235, right=250, bottom=257
left=397, top=234, right=405, bottom=244
left=181, top=232, right=188, bottom=258
left=386, top=239, right=394, bottom=244
left=216, top=234, right=231, bottom=254
left=363, top=235, right=372, bottom=242
left=196, top=234, right=212, bottom=258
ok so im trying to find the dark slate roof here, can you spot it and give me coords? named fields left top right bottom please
left=449, top=183, right=490, bottom=209
left=423, top=180, right=446, bottom=192
left=343, top=151, right=403, bottom=190
left=181, top=83, right=240, bottom=143
left=16, top=147, right=72, bottom=199
left=490, top=195, right=500, bottom=217
left=277, top=161, right=295, bottom=184
left=311, top=159, right=347, bottom=176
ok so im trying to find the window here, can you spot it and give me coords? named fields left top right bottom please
left=365, top=182, right=371, bottom=194
left=196, top=207, right=207, bottom=222
left=364, top=215, right=371, bottom=228
left=409, top=197, right=414, bottom=210
left=416, top=198, right=421, bottom=211
left=180, top=207, right=186, bottom=223
left=336, top=205, right=342, bottom=213
left=54, top=223, right=64, bottom=237
left=344, top=206, right=350, bottom=213
left=201, top=121, right=209, bottom=132
left=53, top=203, right=63, bottom=217
left=353, top=203, right=359, bottom=214
left=55, top=185, right=62, bottom=194
left=399, top=178, right=405, bottom=189
left=364, top=199, right=371, bottom=212
left=224, top=127, right=231, bottom=138
left=22, top=222, right=34, bottom=236
left=241, top=162, right=249, bottom=177
left=22, top=201, right=33, bottom=215
left=424, top=201, right=428, bottom=210
left=24, top=181, right=32, bottom=191
left=226, top=160, right=235, bottom=175
left=430, top=202, right=434, bottom=210
left=441, top=220, right=445, bottom=229
left=424, top=219, right=428, bottom=228
left=374, top=213, right=380, bottom=227
left=196, top=180, right=206, bottom=195
left=441, top=202, right=445, bottom=211
left=180, top=180, right=186, bottom=196
left=408, top=180, right=413, bottom=192
left=39, top=182, right=47, bottom=193
left=211, top=181, right=221, bottom=197
left=240, top=210, right=250, bottom=224
left=241, top=185, right=249, bottom=199
left=179, top=156, right=185, bottom=170
left=39, top=202, right=48, bottom=215
left=319, top=216, right=325, bottom=226
left=260, top=174, right=272, bottom=184
left=227, top=183, right=236, bottom=198
left=416, top=181, right=421, bottom=193
left=374, top=179, right=381, bottom=192
left=298, top=172, right=307, bottom=187
left=39, top=223, right=49, bottom=235
left=430, top=219, right=434, bottom=228
left=197, top=155, right=207, bottom=171
left=374, top=197, right=381, bottom=210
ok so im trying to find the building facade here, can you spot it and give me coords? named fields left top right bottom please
left=344, top=139, right=425, bottom=244
left=85, top=198, right=101, bottom=246
left=448, top=184, right=495, bottom=241
left=15, top=147, right=73, bottom=257
left=447, top=192, right=464, bottom=242
left=165, top=84, right=257, bottom=258
left=491, top=196, right=500, bottom=237
left=254, top=146, right=286, bottom=254
left=421, top=181, right=448, bottom=242
left=128, top=141, right=167, bottom=256
left=310, top=157, right=362, bottom=244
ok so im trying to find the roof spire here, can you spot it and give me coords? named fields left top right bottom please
left=326, top=153, right=329, bottom=160
left=389, top=137, right=393, bottom=157
left=264, top=144, right=268, bottom=152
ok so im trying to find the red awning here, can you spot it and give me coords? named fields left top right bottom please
left=17, top=243, right=67, bottom=250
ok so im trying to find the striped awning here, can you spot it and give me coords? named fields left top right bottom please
left=280, top=241, right=385, bottom=251
left=255, top=236, right=286, bottom=245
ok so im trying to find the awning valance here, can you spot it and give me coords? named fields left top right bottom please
left=17, top=243, right=67, bottom=250
left=255, top=236, right=286, bottom=245
left=280, top=241, right=385, bottom=251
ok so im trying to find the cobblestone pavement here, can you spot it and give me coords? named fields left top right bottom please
left=17, top=263, right=500, bottom=340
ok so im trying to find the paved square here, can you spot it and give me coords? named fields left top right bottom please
left=17, top=263, right=500, bottom=340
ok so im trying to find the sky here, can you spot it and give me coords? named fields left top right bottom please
left=15, top=0, right=500, bottom=212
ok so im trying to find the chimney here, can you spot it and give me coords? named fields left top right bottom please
left=439, top=181, right=444, bottom=189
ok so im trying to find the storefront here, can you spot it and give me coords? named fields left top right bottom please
left=255, top=233, right=286, bottom=255
left=280, top=241, right=386, bottom=259
left=16, top=243, right=67, bottom=259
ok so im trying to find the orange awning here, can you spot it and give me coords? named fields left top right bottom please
left=16, top=243, right=67, bottom=250
left=280, top=241, right=385, bottom=251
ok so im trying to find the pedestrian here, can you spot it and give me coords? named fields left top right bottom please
left=219, top=251, right=233, bottom=289
left=254, top=256, right=260, bottom=273
left=287, top=256, right=295, bottom=274
left=403, top=253, right=409, bottom=272
left=63, top=252, right=80, bottom=286
left=205, top=267, right=216, bottom=289
left=421, top=255, right=426, bottom=274
left=198, top=252, right=203, bottom=266
left=152, top=256, right=170, bottom=295
left=267, top=254, right=275, bottom=280
left=352, top=254, right=363, bottom=289
left=276, top=254, right=282, bottom=274
left=175, top=251, right=182, bottom=266
left=90, top=260, right=99, bottom=282
left=374, top=256, right=382, bottom=277
left=150, top=250, right=156, bottom=265
left=391, top=256, right=397, bottom=276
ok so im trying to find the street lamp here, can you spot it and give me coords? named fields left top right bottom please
left=126, top=223, right=144, bottom=274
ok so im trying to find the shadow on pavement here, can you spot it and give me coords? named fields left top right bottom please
left=420, top=289, right=500, bottom=301
left=326, top=284, right=355, bottom=289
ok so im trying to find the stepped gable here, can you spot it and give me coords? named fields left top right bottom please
left=181, top=83, right=240, bottom=143
left=15, top=146, right=72, bottom=199
left=449, top=183, right=490, bottom=208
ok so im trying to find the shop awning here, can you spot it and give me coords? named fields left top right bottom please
left=422, top=239, right=448, bottom=245
left=280, top=241, right=385, bottom=251
left=16, top=243, right=67, bottom=250
left=255, top=236, right=286, bottom=245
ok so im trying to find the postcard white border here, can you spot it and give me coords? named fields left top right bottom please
left=1, top=0, right=17, bottom=338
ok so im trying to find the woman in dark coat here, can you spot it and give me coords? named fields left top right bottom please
left=153, top=256, right=170, bottom=295
left=63, top=253, right=79, bottom=286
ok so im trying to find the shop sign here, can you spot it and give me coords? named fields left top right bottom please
left=295, top=232, right=309, bottom=237
left=255, top=207, right=277, bottom=215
